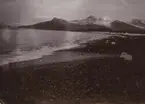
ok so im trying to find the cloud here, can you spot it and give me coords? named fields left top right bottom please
left=33, top=0, right=85, bottom=20
left=0, top=0, right=145, bottom=24
left=121, top=0, right=128, bottom=6
left=0, top=1, right=21, bottom=24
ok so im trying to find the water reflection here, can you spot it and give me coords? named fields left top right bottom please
left=0, top=29, right=17, bottom=54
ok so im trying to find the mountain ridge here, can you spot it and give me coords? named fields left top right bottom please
left=18, top=16, right=145, bottom=34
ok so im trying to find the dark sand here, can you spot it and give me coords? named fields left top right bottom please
left=0, top=55, right=145, bottom=104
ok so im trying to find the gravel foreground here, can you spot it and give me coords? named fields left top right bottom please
left=0, top=56, right=145, bottom=104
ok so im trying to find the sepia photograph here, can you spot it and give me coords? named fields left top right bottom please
left=0, top=0, right=145, bottom=104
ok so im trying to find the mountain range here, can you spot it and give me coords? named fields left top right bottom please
left=16, top=16, right=145, bottom=33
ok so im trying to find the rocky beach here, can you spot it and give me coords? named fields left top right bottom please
left=1, top=33, right=145, bottom=104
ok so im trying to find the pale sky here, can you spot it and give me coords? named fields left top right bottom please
left=1, top=0, right=145, bottom=25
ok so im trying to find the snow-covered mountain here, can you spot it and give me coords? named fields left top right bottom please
left=71, top=15, right=112, bottom=27
left=71, top=16, right=97, bottom=25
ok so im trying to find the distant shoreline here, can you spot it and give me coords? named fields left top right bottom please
left=17, top=27, right=145, bottom=34
left=3, top=27, right=145, bottom=35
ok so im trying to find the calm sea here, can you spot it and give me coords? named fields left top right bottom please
left=0, top=29, right=112, bottom=66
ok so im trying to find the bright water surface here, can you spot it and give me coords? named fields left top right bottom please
left=0, top=29, right=112, bottom=66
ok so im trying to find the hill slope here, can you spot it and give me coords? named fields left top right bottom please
left=19, top=17, right=111, bottom=32
left=110, top=20, right=145, bottom=33
left=18, top=16, right=145, bottom=33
